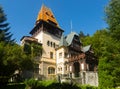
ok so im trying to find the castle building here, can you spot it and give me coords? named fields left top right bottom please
left=21, top=5, right=98, bottom=86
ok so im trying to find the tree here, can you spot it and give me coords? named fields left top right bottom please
left=0, top=5, right=14, bottom=43
left=0, top=5, right=34, bottom=84
left=23, top=42, right=42, bottom=60
left=81, top=29, right=109, bottom=57
left=79, top=31, right=89, bottom=39
left=81, top=28, right=119, bottom=88
left=98, top=0, right=120, bottom=87
left=105, top=0, right=120, bottom=40
left=79, top=31, right=90, bottom=45
left=0, top=42, right=34, bottom=84
left=79, top=31, right=85, bottom=39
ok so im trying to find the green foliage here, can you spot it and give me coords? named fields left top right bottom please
left=97, top=0, right=120, bottom=88
left=23, top=42, right=42, bottom=59
left=0, top=42, right=34, bottom=85
left=81, top=28, right=120, bottom=88
left=81, top=29, right=109, bottom=57
left=24, top=79, right=99, bottom=89
left=24, top=79, right=39, bottom=89
left=39, top=80, right=56, bottom=87
left=25, top=79, right=56, bottom=89
left=80, top=85, right=97, bottom=89
left=79, top=31, right=86, bottom=39
left=79, top=31, right=89, bottom=44
left=105, top=0, right=120, bottom=40
left=31, top=43, right=42, bottom=58
left=23, top=43, right=31, bottom=54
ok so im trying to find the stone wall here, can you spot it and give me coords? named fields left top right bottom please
left=71, top=71, right=98, bottom=86
left=60, top=71, right=98, bottom=86
left=85, top=71, right=98, bottom=86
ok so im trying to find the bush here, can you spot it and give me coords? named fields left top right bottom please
left=24, top=79, right=99, bottom=89
left=80, top=85, right=97, bottom=89
left=24, top=78, right=39, bottom=89
left=25, top=79, right=56, bottom=89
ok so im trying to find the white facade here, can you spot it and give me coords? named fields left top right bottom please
left=35, top=31, right=60, bottom=59
left=56, top=47, right=69, bottom=75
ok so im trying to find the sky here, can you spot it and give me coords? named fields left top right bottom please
left=0, top=0, right=109, bottom=44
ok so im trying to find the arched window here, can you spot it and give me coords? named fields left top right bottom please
left=53, top=43, right=55, bottom=48
left=48, top=67, right=55, bottom=74
left=47, top=41, right=50, bottom=46
left=51, top=42, right=52, bottom=47
left=58, top=67, right=62, bottom=72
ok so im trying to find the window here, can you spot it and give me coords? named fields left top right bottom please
left=65, top=65, right=67, bottom=71
left=51, top=15, right=54, bottom=18
left=53, top=43, right=55, bottom=48
left=47, top=41, right=56, bottom=48
left=34, top=64, right=39, bottom=74
left=58, top=67, right=62, bottom=72
left=46, top=12, right=49, bottom=16
left=59, top=52, right=62, bottom=58
left=64, top=52, right=68, bottom=58
left=47, top=41, right=50, bottom=46
left=89, top=64, right=95, bottom=71
left=48, top=67, right=55, bottom=74
left=50, top=52, right=53, bottom=59
left=51, top=42, right=52, bottom=47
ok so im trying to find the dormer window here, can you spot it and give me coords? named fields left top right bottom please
left=51, top=15, right=54, bottom=18
left=46, top=12, right=49, bottom=16
left=48, top=19, right=57, bottom=26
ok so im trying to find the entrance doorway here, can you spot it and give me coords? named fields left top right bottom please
left=73, top=62, right=80, bottom=77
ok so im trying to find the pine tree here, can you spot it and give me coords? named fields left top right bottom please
left=0, top=5, right=34, bottom=85
left=0, top=5, right=14, bottom=43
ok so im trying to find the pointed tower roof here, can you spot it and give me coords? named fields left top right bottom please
left=59, top=34, right=68, bottom=47
left=36, top=5, right=59, bottom=27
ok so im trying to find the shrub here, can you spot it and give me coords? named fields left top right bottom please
left=81, top=85, right=97, bottom=89
left=24, top=78, right=39, bottom=89
left=25, top=79, right=120, bottom=89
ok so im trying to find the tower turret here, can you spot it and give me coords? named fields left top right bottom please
left=30, top=5, right=64, bottom=38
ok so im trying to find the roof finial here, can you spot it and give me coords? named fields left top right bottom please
left=41, top=0, right=44, bottom=4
